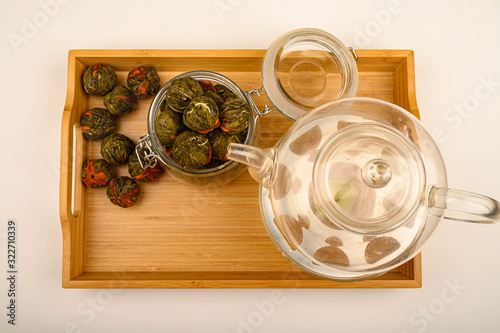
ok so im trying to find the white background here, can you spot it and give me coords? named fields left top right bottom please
left=1, top=0, right=500, bottom=332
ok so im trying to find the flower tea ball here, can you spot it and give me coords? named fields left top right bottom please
left=183, top=96, right=220, bottom=134
left=219, top=98, right=250, bottom=134
left=155, top=107, right=184, bottom=147
left=208, top=129, right=243, bottom=161
left=82, top=64, right=117, bottom=96
left=203, top=158, right=225, bottom=169
left=165, top=77, right=203, bottom=113
left=203, top=90, right=224, bottom=108
left=127, top=66, right=161, bottom=99
left=214, top=84, right=237, bottom=101
left=80, top=108, right=116, bottom=141
left=172, top=130, right=212, bottom=169
left=81, top=159, right=114, bottom=188
left=101, top=133, right=135, bottom=165
left=198, top=80, right=216, bottom=92
left=128, top=152, right=163, bottom=183
left=106, top=176, right=140, bottom=208
left=103, top=85, right=137, bottom=117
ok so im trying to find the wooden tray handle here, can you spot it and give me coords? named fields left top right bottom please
left=60, top=53, right=85, bottom=228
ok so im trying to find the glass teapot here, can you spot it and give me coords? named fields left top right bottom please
left=227, top=97, right=500, bottom=281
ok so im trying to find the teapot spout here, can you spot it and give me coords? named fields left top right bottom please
left=227, top=143, right=275, bottom=187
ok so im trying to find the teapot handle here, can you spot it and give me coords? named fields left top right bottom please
left=429, top=187, right=500, bottom=224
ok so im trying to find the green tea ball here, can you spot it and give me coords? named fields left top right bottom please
left=82, top=63, right=117, bottom=96
left=81, top=159, right=114, bottom=188
left=103, top=85, right=137, bottom=117
left=203, top=158, right=225, bottom=169
left=128, top=152, right=163, bottom=183
left=106, top=176, right=140, bottom=208
left=208, top=129, right=242, bottom=160
left=127, top=66, right=161, bottom=99
left=101, top=133, right=135, bottom=165
left=155, top=107, right=184, bottom=147
left=203, top=90, right=224, bottom=108
left=214, top=84, right=237, bottom=101
left=219, top=98, right=250, bottom=134
left=172, top=130, right=212, bottom=169
left=80, top=108, right=116, bottom=141
left=165, top=77, right=203, bottom=113
left=183, top=96, right=220, bottom=134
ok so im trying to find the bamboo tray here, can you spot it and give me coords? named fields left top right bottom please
left=60, top=49, right=422, bottom=288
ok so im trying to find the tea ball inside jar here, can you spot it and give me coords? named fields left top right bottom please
left=165, top=77, right=203, bottom=113
left=219, top=98, right=250, bottom=134
left=183, top=96, right=220, bottom=134
left=155, top=107, right=184, bottom=147
left=208, top=129, right=242, bottom=161
left=214, top=84, right=237, bottom=101
left=172, top=130, right=212, bottom=169
left=203, top=90, right=224, bottom=108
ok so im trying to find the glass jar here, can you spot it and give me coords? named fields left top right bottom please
left=138, top=71, right=258, bottom=186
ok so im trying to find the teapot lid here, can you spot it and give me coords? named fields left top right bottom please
left=313, top=122, right=426, bottom=234
left=261, top=28, right=359, bottom=120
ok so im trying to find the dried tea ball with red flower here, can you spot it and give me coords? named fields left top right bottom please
left=101, top=133, right=135, bottom=165
left=128, top=152, right=163, bottom=183
left=127, top=66, right=161, bottom=100
left=106, top=176, right=140, bottom=208
left=80, top=108, right=116, bottom=141
left=215, top=84, right=237, bottom=101
left=203, top=90, right=224, bottom=108
left=103, top=85, right=137, bottom=117
left=166, top=77, right=203, bottom=113
left=82, top=64, right=117, bottom=96
left=164, top=145, right=174, bottom=157
left=160, top=99, right=168, bottom=112
left=208, top=129, right=243, bottom=160
left=219, top=98, right=250, bottom=134
left=172, top=130, right=212, bottom=170
left=155, top=107, right=184, bottom=147
left=183, top=96, right=220, bottom=134
left=238, top=129, right=249, bottom=143
left=203, top=158, right=225, bottom=169
left=81, top=159, right=114, bottom=188
left=198, top=80, right=216, bottom=92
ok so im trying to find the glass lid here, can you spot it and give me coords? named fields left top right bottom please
left=313, top=123, right=426, bottom=234
left=261, top=28, right=359, bottom=120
